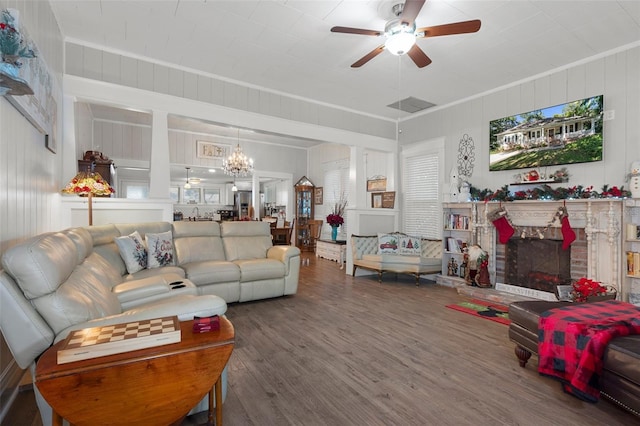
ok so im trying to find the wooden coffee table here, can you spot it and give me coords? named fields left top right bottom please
left=35, top=317, right=234, bottom=426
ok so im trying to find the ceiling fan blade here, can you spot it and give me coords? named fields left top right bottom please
left=407, top=45, right=432, bottom=68
left=351, top=45, right=386, bottom=68
left=331, top=26, right=382, bottom=37
left=416, top=19, right=481, bottom=38
left=400, top=0, right=426, bottom=24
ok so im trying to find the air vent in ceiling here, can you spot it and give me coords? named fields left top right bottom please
left=387, top=97, right=435, bottom=113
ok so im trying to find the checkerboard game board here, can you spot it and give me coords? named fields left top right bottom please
left=57, top=316, right=181, bottom=364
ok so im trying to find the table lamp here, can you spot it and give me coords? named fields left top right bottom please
left=61, top=170, right=114, bottom=225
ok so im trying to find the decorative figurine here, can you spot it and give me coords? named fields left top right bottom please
left=629, top=160, right=640, bottom=199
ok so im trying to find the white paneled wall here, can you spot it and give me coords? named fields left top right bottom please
left=75, top=102, right=94, bottom=158
left=0, top=98, right=59, bottom=251
left=94, top=121, right=152, bottom=162
left=0, top=0, right=64, bottom=419
left=400, top=45, right=640, bottom=192
left=90, top=119, right=308, bottom=190
left=65, top=42, right=396, bottom=141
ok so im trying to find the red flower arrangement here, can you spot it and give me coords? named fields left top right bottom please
left=326, top=213, right=344, bottom=227
left=326, top=193, right=347, bottom=227
left=571, top=277, right=609, bottom=302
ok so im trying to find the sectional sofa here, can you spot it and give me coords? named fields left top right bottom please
left=0, top=220, right=300, bottom=424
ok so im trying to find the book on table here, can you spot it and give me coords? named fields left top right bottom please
left=57, top=316, right=181, bottom=364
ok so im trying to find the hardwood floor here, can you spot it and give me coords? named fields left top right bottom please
left=4, top=254, right=634, bottom=425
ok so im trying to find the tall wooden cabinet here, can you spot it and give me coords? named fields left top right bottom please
left=294, top=176, right=315, bottom=252
left=78, top=160, right=114, bottom=186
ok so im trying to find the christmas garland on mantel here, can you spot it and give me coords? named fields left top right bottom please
left=469, top=183, right=632, bottom=202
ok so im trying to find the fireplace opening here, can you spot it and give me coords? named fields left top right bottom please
left=505, top=239, right=571, bottom=293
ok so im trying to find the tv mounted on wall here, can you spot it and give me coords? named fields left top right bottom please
left=489, top=95, right=603, bottom=172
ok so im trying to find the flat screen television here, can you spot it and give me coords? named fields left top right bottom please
left=489, top=95, right=603, bottom=172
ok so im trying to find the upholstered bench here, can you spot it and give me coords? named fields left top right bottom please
left=350, top=233, right=442, bottom=285
left=508, top=300, right=640, bottom=416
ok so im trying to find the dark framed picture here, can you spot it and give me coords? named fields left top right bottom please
left=372, top=192, right=383, bottom=208
left=381, top=191, right=396, bottom=208
left=314, top=187, right=323, bottom=205
left=367, top=177, right=387, bottom=192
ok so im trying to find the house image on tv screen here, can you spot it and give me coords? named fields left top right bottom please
left=489, top=95, right=603, bottom=172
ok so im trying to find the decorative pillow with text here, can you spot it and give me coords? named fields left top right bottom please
left=145, top=231, right=174, bottom=269
left=399, top=235, right=422, bottom=255
left=377, top=233, right=399, bottom=254
left=114, top=231, right=148, bottom=274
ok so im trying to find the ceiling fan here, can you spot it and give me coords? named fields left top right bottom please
left=331, top=0, right=481, bottom=68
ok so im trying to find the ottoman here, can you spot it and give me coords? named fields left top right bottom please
left=508, top=300, right=640, bottom=416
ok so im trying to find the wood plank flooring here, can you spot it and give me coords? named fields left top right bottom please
left=4, top=253, right=635, bottom=425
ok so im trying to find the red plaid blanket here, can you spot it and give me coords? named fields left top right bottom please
left=538, top=300, right=640, bottom=402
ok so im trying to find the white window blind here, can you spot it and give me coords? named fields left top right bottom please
left=323, top=161, right=349, bottom=238
left=402, top=150, right=441, bottom=239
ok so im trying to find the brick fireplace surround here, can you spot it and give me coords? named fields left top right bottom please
left=471, top=199, right=624, bottom=301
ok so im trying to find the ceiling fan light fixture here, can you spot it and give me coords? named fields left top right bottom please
left=385, top=32, right=415, bottom=55
left=384, top=20, right=416, bottom=56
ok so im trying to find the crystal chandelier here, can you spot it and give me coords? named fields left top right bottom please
left=222, top=130, right=254, bottom=177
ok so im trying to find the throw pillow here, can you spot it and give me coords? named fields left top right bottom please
left=114, top=231, right=148, bottom=274
left=399, top=235, right=422, bottom=255
left=145, top=230, right=174, bottom=268
left=377, top=233, right=399, bottom=254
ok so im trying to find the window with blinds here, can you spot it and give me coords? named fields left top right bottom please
left=402, top=148, right=441, bottom=239
left=323, top=161, right=349, bottom=237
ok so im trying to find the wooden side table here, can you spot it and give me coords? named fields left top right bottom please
left=35, top=317, right=234, bottom=426
left=316, top=239, right=347, bottom=269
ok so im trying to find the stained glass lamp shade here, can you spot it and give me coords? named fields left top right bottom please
left=61, top=171, right=114, bottom=225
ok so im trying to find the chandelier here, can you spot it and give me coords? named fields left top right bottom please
left=222, top=130, right=254, bottom=177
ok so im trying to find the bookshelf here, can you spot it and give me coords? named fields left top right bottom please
left=441, top=202, right=476, bottom=283
left=624, top=199, right=640, bottom=303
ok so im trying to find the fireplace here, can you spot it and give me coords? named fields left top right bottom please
left=438, top=200, right=623, bottom=300
left=504, top=238, right=572, bottom=293
left=487, top=208, right=591, bottom=298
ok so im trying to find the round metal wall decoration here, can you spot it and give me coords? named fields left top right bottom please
left=457, top=134, right=475, bottom=178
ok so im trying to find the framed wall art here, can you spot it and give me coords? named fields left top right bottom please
left=381, top=192, right=396, bottom=209
left=372, top=192, right=383, bottom=208
left=367, top=177, right=387, bottom=192
left=314, top=187, right=323, bottom=205
left=196, top=140, right=228, bottom=159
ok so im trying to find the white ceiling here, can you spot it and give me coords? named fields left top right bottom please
left=50, top=0, right=640, bottom=122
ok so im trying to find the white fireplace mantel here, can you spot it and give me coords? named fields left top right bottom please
left=470, top=199, right=624, bottom=299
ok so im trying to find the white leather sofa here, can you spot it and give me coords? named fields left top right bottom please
left=0, top=220, right=300, bottom=424
left=351, top=232, right=442, bottom=284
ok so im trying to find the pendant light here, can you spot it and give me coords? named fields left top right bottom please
left=184, top=167, right=191, bottom=189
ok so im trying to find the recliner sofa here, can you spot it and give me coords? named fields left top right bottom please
left=0, top=220, right=300, bottom=424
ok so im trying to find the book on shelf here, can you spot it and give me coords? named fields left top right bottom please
left=628, top=251, right=640, bottom=277
left=57, top=316, right=181, bottom=364
left=444, top=213, right=469, bottom=230
left=447, top=237, right=461, bottom=253
left=627, top=224, right=640, bottom=240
